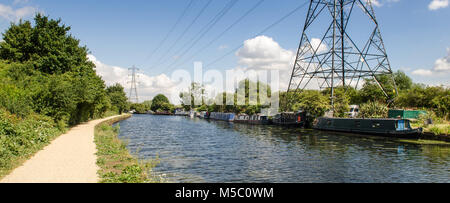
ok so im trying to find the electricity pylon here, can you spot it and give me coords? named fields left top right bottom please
left=128, top=66, right=139, bottom=104
left=287, top=0, right=397, bottom=112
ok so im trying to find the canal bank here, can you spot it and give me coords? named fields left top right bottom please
left=115, top=114, right=450, bottom=183
left=94, top=114, right=165, bottom=183
left=1, top=115, right=126, bottom=183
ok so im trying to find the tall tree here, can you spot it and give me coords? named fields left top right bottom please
left=106, top=84, right=128, bottom=114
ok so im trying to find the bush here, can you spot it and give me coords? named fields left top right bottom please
left=0, top=109, right=60, bottom=177
left=359, top=101, right=388, bottom=118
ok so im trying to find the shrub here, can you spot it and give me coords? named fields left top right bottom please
left=0, top=109, right=60, bottom=177
left=359, top=101, right=388, bottom=118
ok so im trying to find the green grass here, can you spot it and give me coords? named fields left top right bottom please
left=0, top=109, right=62, bottom=179
left=427, top=124, right=450, bottom=136
left=396, top=139, right=450, bottom=146
left=94, top=115, right=165, bottom=183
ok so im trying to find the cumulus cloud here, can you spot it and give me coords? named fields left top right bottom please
left=368, top=0, right=382, bottom=7
left=411, top=69, right=434, bottom=76
left=412, top=48, right=450, bottom=77
left=0, top=3, right=38, bottom=22
left=429, top=0, right=449, bottom=10
left=232, top=35, right=336, bottom=91
left=88, top=55, right=180, bottom=103
left=234, top=35, right=295, bottom=90
left=362, top=0, right=401, bottom=7
left=236, top=35, right=295, bottom=71
left=308, top=38, right=328, bottom=54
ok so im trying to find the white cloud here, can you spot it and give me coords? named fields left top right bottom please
left=412, top=48, right=450, bottom=77
left=88, top=55, right=180, bottom=103
left=236, top=35, right=295, bottom=71
left=309, top=38, right=328, bottom=54
left=233, top=35, right=334, bottom=91
left=362, top=0, right=401, bottom=7
left=429, top=0, right=449, bottom=10
left=412, top=69, right=434, bottom=76
left=369, top=0, right=382, bottom=7
left=234, top=35, right=307, bottom=91
left=0, top=3, right=37, bottom=22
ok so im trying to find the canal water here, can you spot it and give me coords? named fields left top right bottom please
left=116, top=114, right=450, bottom=183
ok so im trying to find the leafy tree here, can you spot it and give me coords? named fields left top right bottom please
left=180, top=82, right=205, bottom=109
left=292, top=90, right=330, bottom=118
left=0, top=14, right=109, bottom=125
left=333, top=88, right=350, bottom=118
left=151, top=94, right=171, bottom=112
left=393, top=71, right=413, bottom=91
left=396, top=84, right=449, bottom=119
left=129, top=103, right=147, bottom=114
left=106, top=84, right=128, bottom=114
left=359, top=71, right=412, bottom=104
left=0, top=14, right=92, bottom=74
left=142, top=100, right=152, bottom=111
left=197, top=105, right=208, bottom=112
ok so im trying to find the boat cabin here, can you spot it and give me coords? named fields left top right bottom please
left=314, top=118, right=422, bottom=138
left=272, top=112, right=307, bottom=127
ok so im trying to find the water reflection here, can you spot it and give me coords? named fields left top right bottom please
left=116, top=115, right=450, bottom=183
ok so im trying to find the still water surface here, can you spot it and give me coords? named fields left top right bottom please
left=116, top=114, right=450, bottom=183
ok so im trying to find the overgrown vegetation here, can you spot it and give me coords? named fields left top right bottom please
left=0, top=15, right=131, bottom=178
left=359, top=101, right=389, bottom=119
left=0, top=108, right=61, bottom=178
left=94, top=115, right=165, bottom=183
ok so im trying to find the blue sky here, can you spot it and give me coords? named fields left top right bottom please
left=0, top=0, right=449, bottom=100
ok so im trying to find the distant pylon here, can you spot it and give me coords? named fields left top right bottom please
left=128, top=65, right=139, bottom=103
left=287, top=0, right=398, bottom=111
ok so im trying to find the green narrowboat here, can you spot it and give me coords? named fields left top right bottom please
left=314, top=117, right=423, bottom=138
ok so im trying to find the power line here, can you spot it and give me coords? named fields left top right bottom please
left=150, top=0, right=213, bottom=69
left=166, top=0, right=265, bottom=71
left=204, top=1, right=308, bottom=69
left=160, top=0, right=238, bottom=71
left=165, top=0, right=308, bottom=73
left=144, top=0, right=195, bottom=62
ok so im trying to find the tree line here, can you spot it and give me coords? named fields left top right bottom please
left=0, top=14, right=129, bottom=128
left=179, top=71, right=449, bottom=120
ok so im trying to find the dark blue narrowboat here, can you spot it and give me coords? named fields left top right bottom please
left=313, top=117, right=423, bottom=138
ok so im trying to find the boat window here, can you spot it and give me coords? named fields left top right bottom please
left=372, top=122, right=381, bottom=128
left=327, top=120, right=332, bottom=126
left=355, top=121, right=361, bottom=128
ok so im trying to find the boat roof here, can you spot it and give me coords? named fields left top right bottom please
left=319, top=117, right=410, bottom=121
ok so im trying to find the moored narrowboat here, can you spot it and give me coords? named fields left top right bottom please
left=272, top=111, right=307, bottom=127
left=210, top=112, right=235, bottom=122
left=313, top=117, right=423, bottom=138
left=248, top=114, right=271, bottom=125
left=234, top=114, right=250, bottom=123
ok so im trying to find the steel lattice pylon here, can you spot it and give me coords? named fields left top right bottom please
left=128, top=66, right=140, bottom=103
left=287, top=0, right=397, bottom=110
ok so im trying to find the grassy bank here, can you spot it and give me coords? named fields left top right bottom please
left=0, top=109, right=62, bottom=179
left=94, top=114, right=165, bottom=183
left=411, top=117, right=450, bottom=141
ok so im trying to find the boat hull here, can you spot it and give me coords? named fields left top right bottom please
left=313, top=117, right=423, bottom=139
